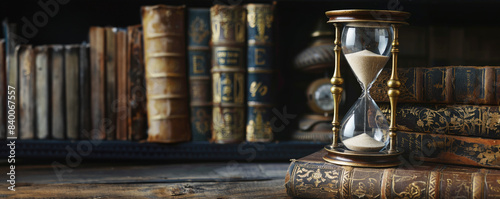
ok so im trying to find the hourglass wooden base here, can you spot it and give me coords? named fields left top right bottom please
left=323, top=145, right=403, bottom=167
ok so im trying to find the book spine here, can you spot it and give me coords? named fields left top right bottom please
left=380, top=103, right=500, bottom=138
left=285, top=159, right=498, bottom=198
left=105, top=27, right=117, bottom=140
left=246, top=4, right=274, bottom=142
left=496, top=67, right=500, bottom=105
left=126, top=25, right=147, bottom=141
left=0, top=39, right=5, bottom=140
left=5, top=22, right=19, bottom=139
left=64, top=45, right=80, bottom=140
left=210, top=5, right=246, bottom=144
left=370, top=67, right=423, bottom=103
left=79, top=43, right=91, bottom=140
left=453, top=66, right=495, bottom=104
left=116, top=28, right=128, bottom=141
left=398, top=131, right=500, bottom=169
left=35, top=46, right=50, bottom=140
left=89, top=27, right=106, bottom=140
left=50, top=45, right=65, bottom=140
left=141, top=5, right=191, bottom=143
left=18, top=45, right=35, bottom=139
left=188, top=8, right=211, bottom=141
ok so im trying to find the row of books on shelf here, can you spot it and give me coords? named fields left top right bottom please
left=0, top=4, right=278, bottom=143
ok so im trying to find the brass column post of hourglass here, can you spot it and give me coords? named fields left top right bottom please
left=323, top=10, right=410, bottom=167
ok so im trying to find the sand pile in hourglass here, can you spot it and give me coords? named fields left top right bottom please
left=343, top=49, right=389, bottom=152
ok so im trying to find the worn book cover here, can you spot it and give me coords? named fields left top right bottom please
left=210, top=5, right=246, bottom=143
left=141, top=5, right=191, bottom=143
left=18, top=45, right=35, bottom=139
left=35, top=46, right=50, bottom=140
left=50, top=45, right=66, bottom=140
left=4, top=21, right=19, bottom=139
left=285, top=150, right=500, bottom=198
left=65, top=45, right=80, bottom=140
left=105, top=27, right=117, bottom=140
left=89, top=26, right=106, bottom=140
left=188, top=8, right=211, bottom=141
left=116, top=28, right=128, bottom=141
left=79, top=43, right=91, bottom=140
left=246, top=4, right=274, bottom=142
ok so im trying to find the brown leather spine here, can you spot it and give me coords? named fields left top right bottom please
left=89, top=27, right=106, bottom=140
left=141, top=5, right=190, bottom=143
left=126, top=25, right=147, bottom=141
left=105, top=27, right=117, bottom=140
left=65, top=45, right=80, bottom=140
left=19, top=45, right=35, bottom=139
left=35, top=46, right=50, bottom=140
left=116, top=29, right=128, bottom=141
left=210, top=5, right=247, bottom=143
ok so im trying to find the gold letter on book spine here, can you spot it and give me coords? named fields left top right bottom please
left=141, top=5, right=190, bottom=143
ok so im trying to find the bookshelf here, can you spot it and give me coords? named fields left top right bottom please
left=2, top=0, right=500, bottom=161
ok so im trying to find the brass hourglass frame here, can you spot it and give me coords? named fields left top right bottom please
left=323, top=10, right=410, bottom=167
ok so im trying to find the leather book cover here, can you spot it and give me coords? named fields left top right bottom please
left=188, top=8, right=211, bottom=141
left=285, top=149, right=500, bottom=198
left=89, top=26, right=106, bottom=140
left=370, top=67, right=423, bottom=103
left=105, top=27, right=117, bottom=140
left=65, top=45, right=80, bottom=140
left=0, top=39, right=5, bottom=140
left=35, top=46, right=50, bottom=140
left=141, top=5, right=191, bottom=143
left=4, top=21, right=19, bottom=139
left=126, top=25, right=147, bottom=141
left=18, top=45, right=35, bottom=139
left=210, top=5, right=246, bottom=143
left=116, top=28, right=128, bottom=141
left=245, top=4, right=274, bottom=142
left=79, top=43, right=91, bottom=140
left=50, top=45, right=66, bottom=140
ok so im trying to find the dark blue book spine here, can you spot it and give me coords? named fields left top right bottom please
left=188, top=8, right=211, bottom=141
left=246, top=4, right=274, bottom=142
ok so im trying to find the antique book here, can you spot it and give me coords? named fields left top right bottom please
left=79, top=43, right=91, bottom=139
left=18, top=45, right=35, bottom=139
left=371, top=66, right=499, bottom=105
left=285, top=150, right=500, bottom=198
left=141, top=5, right=190, bottom=143
left=126, top=25, right=147, bottom=141
left=496, top=67, right=500, bottom=105
left=50, top=45, right=66, bottom=139
left=380, top=103, right=500, bottom=138
left=89, top=26, right=106, bottom=140
left=245, top=4, right=274, bottom=142
left=399, top=131, right=500, bottom=169
left=65, top=45, right=80, bottom=140
left=4, top=22, right=19, bottom=138
left=0, top=39, right=5, bottom=140
left=188, top=8, right=211, bottom=141
left=115, top=28, right=128, bottom=141
left=210, top=5, right=246, bottom=143
left=35, top=46, right=50, bottom=140
left=105, top=27, right=117, bottom=140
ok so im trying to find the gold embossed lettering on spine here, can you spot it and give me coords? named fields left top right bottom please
left=210, top=5, right=246, bottom=143
left=245, top=4, right=274, bottom=142
left=141, top=5, right=190, bottom=143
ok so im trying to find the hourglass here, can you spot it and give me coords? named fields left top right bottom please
left=323, top=10, right=410, bottom=167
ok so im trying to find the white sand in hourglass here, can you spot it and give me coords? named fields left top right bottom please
left=342, top=133, right=385, bottom=152
left=344, top=49, right=389, bottom=89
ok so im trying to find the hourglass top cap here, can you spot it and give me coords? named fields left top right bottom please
left=325, top=9, right=410, bottom=25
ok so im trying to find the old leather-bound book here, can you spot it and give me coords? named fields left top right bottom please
left=188, top=8, right=211, bottom=141
left=245, top=4, right=274, bottom=142
left=210, top=5, right=246, bottom=143
left=65, top=45, right=80, bottom=140
left=79, top=43, right=91, bottom=139
left=50, top=45, right=65, bottom=139
left=18, top=45, right=35, bottom=139
left=0, top=39, right=5, bottom=140
left=89, top=27, right=106, bottom=140
left=141, top=5, right=190, bottom=143
left=4, top=22, right=19, bottom=139
left=126, top=25, right=147, bottom=141
left=285, top=150, right=500, bottom=198
left=116, top=28, right=128, bottom=141
left=105, top=27, right=117, bottom=140
left=35, top=46, right=50, bottom=140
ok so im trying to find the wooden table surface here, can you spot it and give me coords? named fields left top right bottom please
left=1, top=161, right=292, bottom=198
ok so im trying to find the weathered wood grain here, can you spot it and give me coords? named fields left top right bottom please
left=65, top=45, right=80, bottom=140
left=18, top=45, right=35, bottom=139
left=116, top=28, right=128, bottom=141
left=50, top=45, right=66, bottom=140
left=89, top=27, right=106, bottom=140
left=35, top=46, right=50, bottom=139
